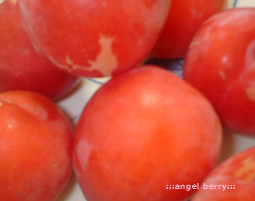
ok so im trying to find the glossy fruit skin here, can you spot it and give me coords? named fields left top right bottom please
left=0, top=91, right=73, bottom=201
left=73, top=66, right=222, bottom=201
left=151, top=0, right=227, bottom=59
left=19, top=0, right=170, bottom=77
left=183, top=8, right=255, bottom=135
left=0, top=0, right=79, bottom=100
left=192, top=146, right=255, bottom=201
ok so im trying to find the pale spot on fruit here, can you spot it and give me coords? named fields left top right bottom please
left=2, top=99, right=12, bottom=103
left=10, top=0, right=18, bottom=4
left=234, top=157, right=255, bottom=182
left=49, top=55, right=84, bottom=73
left=246, top=87, right=255, bottom=102
left=48, top=35, right=118, bottom=76
left=189, top=40, right=200, bottom=48
left=141, top=93, right=158, bottom=107
left=6, top=119, right=17, bottom=130
left=65, top=55, right=84, bottom=71
left=87, top=35, right=118, bottom=76
left=221, top=55, right=229, bottom=63
left=191, top=8, right=203, bottom=18
left=8, top=124, right=13, bottom=129
left=48, top=57, right=69, bottom=74
left=101, top=1, right=106, bottom=7
left=219, top=71, right=226, bottom=80
left=0, top=0, right=5, bottom=4
left=0, top=101, right=2, bottom=107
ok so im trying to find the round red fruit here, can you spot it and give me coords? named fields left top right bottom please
left=0, top=0, right=79, bottom=100
left=19, top=0, right=170, bottom=77
left=73, top=65, right=222, bottom=201
left=183, top=8, right=255, bottom=135
left=0, top=90, right=73, bottom=201
left=151, top=0, right=227, bottom=59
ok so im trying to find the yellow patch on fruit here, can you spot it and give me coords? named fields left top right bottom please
left=87, top=35, right=118, bottom=76
left=189, top=40, right=200, bottom=48
left=246, top=87, right=255, bottom=102
left=234, top=157, right=255, bottom=182
left=0, top=101, right=2, bottom=107
left=10, top=0, right=18, bottom=4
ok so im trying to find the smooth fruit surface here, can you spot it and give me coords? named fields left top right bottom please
left=73, top=66, right=222, bottom=201
left=151, top=0, right=227, bottom=59
left=183, top=8, right=255, bottom=135
left=0, top=91, right=73, bottom=201
left=192, top=146, right=255, bottom=201
left=0, top=0, right=79, bottom=100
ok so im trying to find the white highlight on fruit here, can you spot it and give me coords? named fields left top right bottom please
left=0, top=101, right=2, bottom=107
left=76, top=140, right=95, bottom=171
left=246, top=86, right=255, bottom=102
left=32, top=106, right=48, bottom=120
left=22, top=103, right=48, bottom=120
left=245, top=40, right=255, bottom=69
left=217, top=9, right=254, bottom=27
left=48, top=35, right=118, bottom=76
left=8, top=124, right=13, bottom=129
left=221, top=55, right=229, bottom=63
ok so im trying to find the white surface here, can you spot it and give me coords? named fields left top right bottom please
left=56, top=1, right=255, bottom=200
left=56, top=78, right=110, bottom=201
